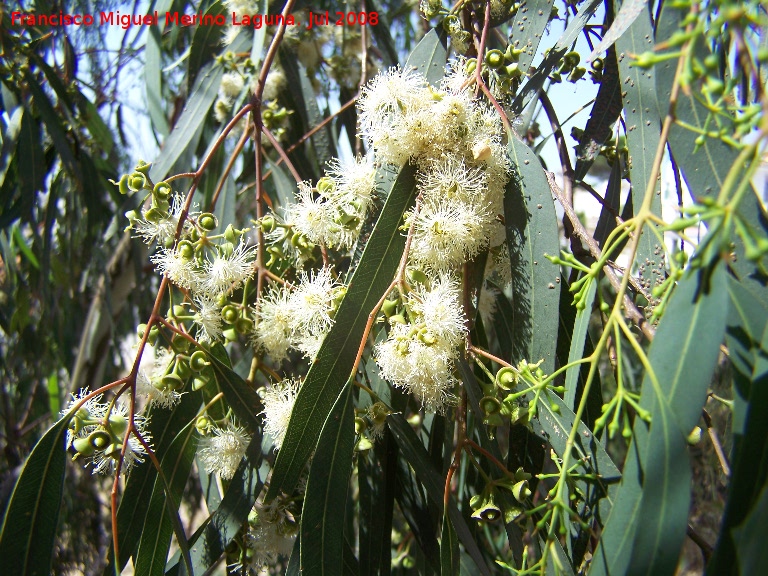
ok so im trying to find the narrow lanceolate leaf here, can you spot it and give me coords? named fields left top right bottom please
left=388, top=414, right=492, bottom=576
left=207, top=342, right=262, bottom=431
left=167, top=435, right=265, bottom=576
left=150, top=62, right=224, bottom=182
left=615, top=3, right=664, bottom=291
left=655, top=3, right=768, bottom=308
left=18, top=107, right=46, bottom=201
left=110, top=391, right=201, bottom=572
left=506, top=0, right=555, bottom=74
left=591, top=264, right=728, bottom=576
left=266, top=164, right=418, bottom=501
left=512, top=0, right=602, bottom=113
left=359, top=436, right=395, bottom=576
left=300, top=384, right=356, bottom=576
left=0, top=418, right=69, bottom=576
left=707, top=279, right=768, bottom=576
left=504, top=135, right=561, bottom=374
left=404, top=28, right=448, bottom=86
left=135, top=421, right=200, bottom=576
left=440, top=511, right=460, bottom=576
left=588, top=0, right=648, bottom=60
left=564, top=281, right=597, bottom=411
left=187, top=0, right=227, bottom=89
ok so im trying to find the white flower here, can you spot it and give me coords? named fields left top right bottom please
left=409, top=274, right=467, bottom=348
left=287, top=181, right=336, bottom=246
left=132, top=193, right=196, bottom=246
left=151, top=247, right=204, bottom=292
left=260, top=379, right=300, bottom=450
left=375, top=324, right=458, bottom=413
left=220, top=72, right=245, bottom=100
left=197, top=422, right=250, bottom=480
left=247, top=520, right=296, bottom=569
left=203, top=239, right=257, bottom=296
left=136, top=347, right=183, bottom=409
left=193, top=295, right=223, bottom=342
left=253, top=286, right=293, bottom=362
left=286, top=267, right=342, bottom=357
left=262, top=67, right=286, bottom=101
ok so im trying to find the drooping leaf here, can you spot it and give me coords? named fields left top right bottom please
left=405, top=28, right=449, bottom=86
left=563, top=281, right=597, bottom=411
left=707, top=278, right=768, bottom=575
left=188, top=1, right=227, bottom=89
left=591, top=264, right=728, bottom=576
left=388, top=414, right=493, bottom=576
left=207, top=342, right=263, bottom=431
left=588, top=0, right=649, bottom=61
left=134, top=420, right=199, bottom=576
left=150, top=63, right=224, bottom=182
left=359, top=435, right=395, bottom=576
left=266, top=163, right=418, bottom=501
left=504, top=134, right=562, bottom=374
left=506, top=0, right=556, bottom=74
left=440, top=510, right=460, bottom=576
left=300, top=384, right=356, bottom=575
left=615, top=1, right=664, bottom=291
left=0, top=418, right=69, bottom=576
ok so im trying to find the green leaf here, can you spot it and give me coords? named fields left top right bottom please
left=0, top=418, right=68, bottom=576
left=707, top=278, right=768, bottom=576
left=440, top=511, right=460, bottom=576
left=404, top=28, right=448, bottom=86
left=188, top=1, right=227, bottom=90
left=359, top=438, right=395, bottom=576
left=506, top=0, right=555, bottom=74
left=615, top=2, right=664, bottom=286
left=655, top=3, right=768, bottom=308
left=110, top=388, right=202, bottom=572
left=563, top=281, right=597, bottom=410
left=732, top=485, right=768, bottom=576
left=512, top=0, right=602, bottom=113
left=207, top=342, right=262, bottom=431
left=504, top=134, right=562, bottom=373
left=591, top=264, right=728, bottom=576
left=388, top=414, right=493, bottom=576
left=146, top=24, right=170, bottom=137
left=300, top=384, right=356, bottom=575
left=135, top=420, right=199, bottom=576
left=150, top=62, right=224, bottom=182
left=167, top=435, right=265, bottom=576
left=588, top=0, right=648, bottom=59
left=17, top=107, right=46, bottom=203
left=266, top=163, right=418, bottom=501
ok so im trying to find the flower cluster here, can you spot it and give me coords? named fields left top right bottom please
left=197, top=420, right=250, bottom=480
left=63, top=389, right=150, bottom=475
left=375, top=275, right=467, bottom=411
left=259, top=378, right=301, bottom=450
left=253, top=267, right=345, bottom=361
left=357, top=63, right=510, bottom=411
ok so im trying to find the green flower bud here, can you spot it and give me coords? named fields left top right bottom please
left=591, top=58, right=604, bottom=71
left=192, top=375, right=210, bottom=391
left=223, top=328, right=238, bottom=341
left=222, top=305, right=239, bottom=324
left=495, top=367, right=517, bottom=390
left=195, top=415, right=212, bottom=435
left=199, top=213, right=218, bottom=231
left=172, top=333, right=191, bottom=353
left=153, top=181, right=172, bottom=201
left=465, top=58, right=477, bottom=75
left=189, top=350, right=210, bottom=372
left=260, top=215, right=276, bottom=233
left=73, top=436, right=96, bottom=456
left=89, top=429, right=112, bottom=450
left=316, top=176, right=336, bottom=196
left=118, top=174, right=131, bottom=195
left=512, top=480, right=531, bottom=502
left=235, top=317, right=254, bottom=335
left=137, top=323, right=148, bottom=338
left=224, top=224, right=238, bottom=244
left=172, top=304, right=186, bottom=317
left=175, top=359, right=192, bottom=380
left=124, top=209, right=139, bottom=223
left=129, top=172, right=147, bottom=191
left=148, top=325, right=159, bottom=346
left=381, top=299, right=398, bottom=318
left=177, top=240, right=194, bottom=259
left=108, top=413, right=129, bottom=437
left=134, top=160, right=152, bottom=175
left=162, top=373, right=185, bottom=391
left=567, top=66, right=586, bottom=82
left=480, top=396, right=502, bottom=416
left=485, top=49, right=505, bottom=69
left=355, top=417, right=367, bottom=435
left=470, top=495, right=502, bottom=523
left=143, top=206, right=167, bottom=224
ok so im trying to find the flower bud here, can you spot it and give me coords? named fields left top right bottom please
left=485, top=49, right=505, bottom=69
left=73, top=436, right=96, bottom=456
left=235, top=317, right=254, bottom=334
left=189, top=350, right=211, bottom=372
left=512, top=480, right=531, bottom=502
left=316, top=176, right=336, bottom=196
left=129, top=172, right=148, bottom=191
left=222, top=305, right=239, bottom=324
left=143, top=206, right=167, bottom=224
left=108, top=413, right=129, bottom=437
left=177, top=240, right=194, bottom=259
left=196, top=415, right=212, bottom=435
left=260, top=215, right=276, bottom=233
left=224, top=224, right=238, bottom=244
left=480, top=396, right=502, bottom=416
left=199, top=213, right=218, bottom=231
left=118, top=174, right=131, bottom=195
left=134, top=160, right=152, bottom=175
left=89, top=429, right=112, bottom=450
left=223, top=328, right=238, bottom=341
left=162, top=373, right=185, bottom=391
left=172, top=333, right=191, bottom=353
left=153, top=181, right=172, bottom=201
left=192, top=375, right=210, bottom=390
left=495, top=367, right=517, bottom=390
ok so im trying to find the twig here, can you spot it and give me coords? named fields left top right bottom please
left=545, top=171, right=656, bottom=341
left=702, top=408, right=730, bottom=477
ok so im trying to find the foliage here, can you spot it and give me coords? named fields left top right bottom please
left=1, top=0, right=767, bottom=575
